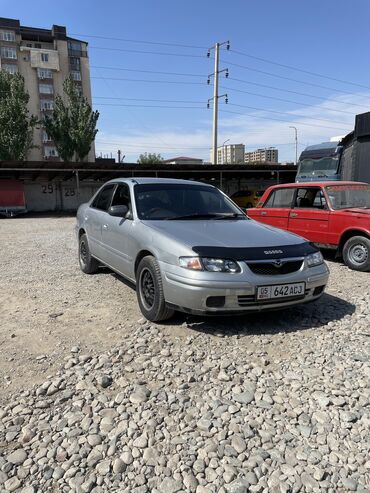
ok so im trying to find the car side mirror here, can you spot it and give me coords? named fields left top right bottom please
left=108, top=205, right=129, bottom=217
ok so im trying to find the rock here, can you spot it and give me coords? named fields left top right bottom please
left=133, top=435, right=148, bottom=448
left=159, top=477, right=183, bottom=493
left=225, top=479, right=250, bottom=493
left=231, top=435, right=246, bottom=454
left=342, top=478, right=358, bottom=491
left=7, top=448, right=27, bottom=465
left=97, top=375, right=112, bottom=388
left=121, top=450, right=133, bottom=465
left=4, top=477, right=21, bottom=492
left=96, top=459, right=111, bottom=476
left=112, top=458, right=126, bottom=474
left=129, top=386, right=150, bottom=404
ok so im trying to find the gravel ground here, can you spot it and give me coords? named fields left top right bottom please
left=0, top=216, right=369, bottom=493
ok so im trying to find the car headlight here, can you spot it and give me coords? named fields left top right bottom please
left=306, top=251, right=324, bottom=267
left=179, top=257, right=240, bottom=273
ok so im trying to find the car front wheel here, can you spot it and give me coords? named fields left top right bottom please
left=136, top=256, right=174, bottom=322
left=79, top=233, right=99, bottom=274
left=342, top=235, right=370, bottom=272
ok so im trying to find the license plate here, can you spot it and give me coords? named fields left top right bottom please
left=257, top=282, right=305, bottom=300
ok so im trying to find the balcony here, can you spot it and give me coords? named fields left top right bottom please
left=68, top=48, right=87, bottom=58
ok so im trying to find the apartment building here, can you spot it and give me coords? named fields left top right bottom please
left=0, top=17, right=94, bottom=161
left=215, top=144, right=245, bottom=164
left=244, top=147, right=278, bottom=164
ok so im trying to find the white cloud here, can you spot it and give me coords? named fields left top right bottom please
left=95, top=92, right=370, bottom=163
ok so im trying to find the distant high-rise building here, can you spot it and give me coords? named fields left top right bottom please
left=244, top=147, right=278, bottom=164
left=213, top=144, right=245, bottom=164
left=0, top=17, right=94, bottom=161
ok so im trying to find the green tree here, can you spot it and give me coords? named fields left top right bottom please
left=137, top=152, right=164, bottom=165
left=44, top=77, right=99, bottom=162
left=0, top=71, right=38, bottom=161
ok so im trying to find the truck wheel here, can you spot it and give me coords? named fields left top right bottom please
left=342, top=236, right=370, bottom=272
left=136, top=256, right=174, bottom=322
left=79, top=234, right=99, bottom=274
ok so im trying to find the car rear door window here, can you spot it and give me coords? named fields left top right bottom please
left=91, top=184, right=115, bottom=211
left=263, top=188, right=295, bottom=208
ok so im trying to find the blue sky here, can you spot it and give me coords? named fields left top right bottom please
left=3, top=0, right=370, bottom=162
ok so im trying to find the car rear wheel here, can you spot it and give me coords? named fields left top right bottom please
left=342, top=236, right=370, bottom=272
left=136, top=256, right=174, bottom=322
left=79, top=233, right=99, bottom=274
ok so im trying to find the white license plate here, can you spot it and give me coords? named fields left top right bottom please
left=257, top=282, right=305, bottom=300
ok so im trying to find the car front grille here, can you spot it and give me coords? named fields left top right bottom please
left=246, top=260, right=303, bottom=276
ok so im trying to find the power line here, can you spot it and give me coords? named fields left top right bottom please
left=93, top=96, right=205, bottom=103
left=221, top=81, right=369, bottom=109
left=91, top=76, right=205, bottom=85
left=91, top=66, right=205, bottom=77
left=219, top=109, right=350, bottom=131
left=223, top=59, right=370, bottom=97
left=94, top=103, right=206, bottom=109
left=90, top=46, right=205, bottom=59
left=230, top=49, right=370, bottom=91
left=70, top=33, right=206, bottom=49
left=217, top=86, right=355, bottom=116
left=228, top=103, right=350, bottom=125
left=95, top=141, right=211, bottom=149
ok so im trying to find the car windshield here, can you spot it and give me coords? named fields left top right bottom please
left=325, top=184, right=370, bottom=209
left=134, top=183, right=244, bottom=220
left=298, top=157, right=339, bottom=177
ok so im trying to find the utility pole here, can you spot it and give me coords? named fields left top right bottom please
left=289, top=126, right=298, bottom=165
left=207, top=41, right=230, bottom=164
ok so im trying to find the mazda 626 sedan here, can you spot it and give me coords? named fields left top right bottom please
left=76, top=178, right=329, bottom=322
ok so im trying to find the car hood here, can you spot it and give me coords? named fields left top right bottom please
left=143, top=218, right=307, bottom=254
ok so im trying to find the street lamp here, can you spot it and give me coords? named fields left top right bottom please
left=289, top=126, right=298, bottom=166
left=222, top=139, right=230, bottom=164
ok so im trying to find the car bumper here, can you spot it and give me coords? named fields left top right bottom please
left=160, top=261, right=329, bottom=314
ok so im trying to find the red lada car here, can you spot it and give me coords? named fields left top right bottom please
left=247, top=181, right=370, bottom=271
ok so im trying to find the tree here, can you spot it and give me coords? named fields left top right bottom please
left=0, top=71, right=38, bottom=161
left=137, top=152, right=164, bottom=165
left=44, top=77, right=99, bottom=162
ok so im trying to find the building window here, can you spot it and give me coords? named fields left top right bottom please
left=43, top=131, right=52, bottom=143
left=40, top=100, right=54, bottom=111
left=26, top=43, right=32, bottom=48
left=70, top=70, right=81, bottom=81
left=1, top=64, right=18, bottom=75
left=39, top=83, right=54, bottom=94
left=41, top=52, right=49, bottom=62
left=0, top=30, right=16, bottom=42
left=35, top=43, right=42, bottom=49
left=69, top=57, right=80, bottom=71
left=37, top=68, right=53, bottom=79
left=44, top=146, right=58, bottom=158
left=1, top=46, right=17, bottom=59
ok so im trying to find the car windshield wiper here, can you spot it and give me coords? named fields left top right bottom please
left=167, top=213, right=244, bottom=220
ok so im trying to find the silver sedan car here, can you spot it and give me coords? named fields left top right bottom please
left=76, top=178, right=329, bottom=322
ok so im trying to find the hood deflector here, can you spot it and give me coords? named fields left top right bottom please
left=192, top=242, right=318, bottom=260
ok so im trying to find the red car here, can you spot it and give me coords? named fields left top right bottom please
left=247, top=181, right=370, bottom=271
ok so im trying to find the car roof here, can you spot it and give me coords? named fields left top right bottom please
left=267, top=181, right=368, bottom=189
left=105, top=177, right=213, bottom=187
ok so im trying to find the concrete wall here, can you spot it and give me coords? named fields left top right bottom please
left=24, top=180, right=101, bottom=212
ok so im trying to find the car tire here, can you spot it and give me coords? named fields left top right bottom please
left=136, top=256, right=174, bottom=322
left=342, top=235, right=370, bottom=272
left=79, top=233, right=99, bottom=274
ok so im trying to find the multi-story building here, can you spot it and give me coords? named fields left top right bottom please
left=244, top=147, right=278, bottom=164
left=0, top=17, right=94, bottom=161
left=215, top=144, right=245, bottom=164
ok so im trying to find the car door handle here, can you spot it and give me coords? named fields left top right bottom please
left=103, top=224, right=108, bottom=230
left=290, top=213, right=298, bottom=218
left=261, top=211, right=267, bottom=216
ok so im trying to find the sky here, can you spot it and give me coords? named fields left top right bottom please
left=2, top=0, right=370, bottom=163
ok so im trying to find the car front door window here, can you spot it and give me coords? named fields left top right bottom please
left=92, top=184, right=115, bottom=211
